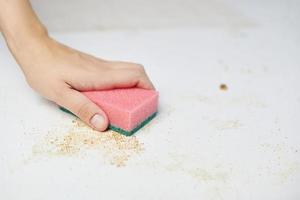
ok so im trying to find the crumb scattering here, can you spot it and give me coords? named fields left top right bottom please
left=32, top=119, right=144, bottom=167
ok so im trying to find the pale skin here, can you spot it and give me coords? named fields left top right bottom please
left=0, top=0, right=155, bottom=131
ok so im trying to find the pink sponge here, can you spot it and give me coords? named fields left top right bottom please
left=83, top=88, right=158, bottom=136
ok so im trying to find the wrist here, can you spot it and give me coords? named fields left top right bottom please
left=0, top=0, right=49, bottom=51
left=4, top=23, right=49, bottom=52
left=4, top=24, right=51, bottom=77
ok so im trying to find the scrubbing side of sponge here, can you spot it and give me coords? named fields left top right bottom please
left=109, top=112, right=157, bottom=136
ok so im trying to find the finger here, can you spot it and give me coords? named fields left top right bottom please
left=69, top=64, right=155, bottom=91
left=117, top=63, right=155, bottom=90
left=56, top=87, right=109, bottom=131
left=136, top=71, right=156, bottom=90
left=104, top=67, right=155, bottom=90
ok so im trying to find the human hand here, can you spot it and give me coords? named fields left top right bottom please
left=14, top=36, right=155, bottom=131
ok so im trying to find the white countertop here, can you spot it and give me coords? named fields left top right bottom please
left=1, top=1, right=300, bottom=199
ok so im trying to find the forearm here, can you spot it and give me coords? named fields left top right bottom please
left=0, top=0, right=49, bottom=72
left=0, top=0, right=47, bottom=39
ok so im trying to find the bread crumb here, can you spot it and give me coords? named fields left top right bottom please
left=32, top=119, right=144, bottom=167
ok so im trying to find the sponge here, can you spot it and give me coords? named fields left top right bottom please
left=61, top=88, right=158, bottom=136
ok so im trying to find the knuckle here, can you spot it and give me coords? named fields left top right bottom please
left=132, top=63, right=145, bottom=74
left=136, top=63, right=145, bottom=70
left=25, top=77, right=37, bottom=91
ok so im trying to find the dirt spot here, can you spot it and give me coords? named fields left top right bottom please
left=32, top=119, right=144, bottom=167
left=219, top=84, right=228, bottom=91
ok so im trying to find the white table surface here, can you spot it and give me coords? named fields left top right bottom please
left=1, top=2, right=300, bottom=199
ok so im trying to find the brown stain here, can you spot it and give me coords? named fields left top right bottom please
left=32, top=119, right=144, bottom=167
left=219, top=84, right=228, bottom=91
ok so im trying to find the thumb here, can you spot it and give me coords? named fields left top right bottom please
left=56, top=88, right=109, bottom=131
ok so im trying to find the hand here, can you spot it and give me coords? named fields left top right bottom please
left=0, top=0, right=154, bottom=131
left=15, top=36, right=155, bottom=131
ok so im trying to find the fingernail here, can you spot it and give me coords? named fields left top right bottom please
left=90, top=114, right=104, bottom=131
